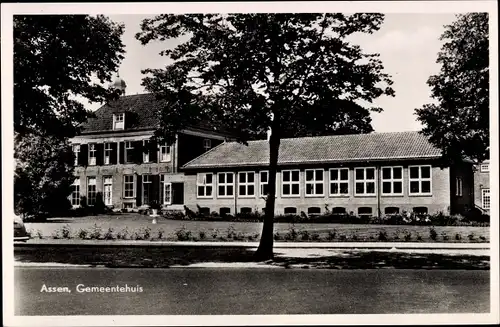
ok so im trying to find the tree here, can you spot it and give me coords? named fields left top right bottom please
left=415, top=13, right=489, bottom=164
left=14, top=133, right=75, bottom=220
left=136, top=14, right=395, bottom=259
left=14, top=15, right=126, bottom=138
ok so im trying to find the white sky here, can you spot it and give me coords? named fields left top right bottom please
left=90, top=13, right=458, bottom=133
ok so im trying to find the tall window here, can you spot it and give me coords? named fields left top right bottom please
left=160, top=144, right=171, bottom=162
left=125, top=141, right=134, bottom=163
left=143, top=175, right=152, bottom=205
left=480, top=164, right=489, bottom=172
left=203, top=139, right=212, bottom=152
left=354, top=167, right=376, bottom=196
left=482, top=189, right=490, bottom=209
left=282, top=170, right=300, bottom=197
left=381, top=166, right=403, bottom=195
left=103, top=176, right=112, bottom=206
left=197, top=173, right=213, bottom=198
left=217, top=172, right=234, bottom=198
left=329, top=168, right=349, bottom=196
left=124, top=175, right=134, bottom=198
left=238, top=172, right=255, bottom=197
left=113, top=113, right=124, bottom=130
left=143, top=140, right=150, bottom=163
left=305, top=169, right=324, bottom=196
left=455, top=177, right=463, bottom=196
left=409, top=165, right=432, bottom=195
left=104, top=143, right=112, bottom=165
left=71, top=179, right=80, bottom=206
left=164, top=182, right=172, bottom=205
left=87, top=177, right=97, bottom=205
left=88, top=143, right=97, bottom=166
left=260, top=171, right=269, bottom=197
left=72, top=144, right=80, bottom=166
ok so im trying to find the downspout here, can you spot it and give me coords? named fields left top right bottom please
left=377, top=165, right=381, bottom=219
left=234, top=171, right=238, bottom=215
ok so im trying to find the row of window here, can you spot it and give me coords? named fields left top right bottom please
left=196, top=166, right=433, bottom=199
left=70, top=175, right=174, bottom=207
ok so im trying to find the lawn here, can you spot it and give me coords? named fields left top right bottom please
left=25, top=213, right=490, bottom=243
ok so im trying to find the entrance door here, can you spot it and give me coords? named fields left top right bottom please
left=103, top=177, right=113, bottom=206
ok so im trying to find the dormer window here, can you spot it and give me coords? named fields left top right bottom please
left=113, top=113, right=125, bottom=130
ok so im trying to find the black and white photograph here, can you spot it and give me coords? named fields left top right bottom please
left=2, top=1, right=498, bottom=326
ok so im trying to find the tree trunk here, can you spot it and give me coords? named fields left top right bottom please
left=254, top=120, right=280, bottom=261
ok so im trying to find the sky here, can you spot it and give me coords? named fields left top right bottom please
left=94, top=13, right=458, bottom=133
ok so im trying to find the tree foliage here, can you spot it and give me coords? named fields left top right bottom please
left=14, top=15, right=126, bottom=138
left=415, top=13, right=489, bottom=163
left=14, top=134, right=75, bottom=219
left=136, top=13, right=394, bottom=258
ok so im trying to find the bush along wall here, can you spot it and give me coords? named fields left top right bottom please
left=163, top=206, right=489, bottom=227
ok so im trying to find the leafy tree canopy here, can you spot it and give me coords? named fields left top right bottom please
left=14, top=15, right=126, bottom=138
left=415, top=13, right=489, bottom=164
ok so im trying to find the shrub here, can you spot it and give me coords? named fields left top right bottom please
left=416, top=233, right=423, bottom=241
left=327, top=230, right=337, bottom=241
left=455, top=233, right=462, bottom=241
left=143, top=227, right=151, bottom=240
left=393, top=232, right=400, bottom=240
left=299, top=230, right=310, bottom=241
left=403, top=230, right=412, bottom=242
left=61, top=224, right=72, bottom=239
left=226, top=225, right=237, bottom=239
left=211, top=229, right=219, bottom=239
left=175, top=226, right=192, bottom=241
left=274, top=232, right=283, bottom=241
left=311, top=232, right=321, bottom=241
left=429, top=227, right=438, bottom=241
left=77, top=228, right=88, bottom=239
left=468, top=232, right=475, bottom=241
left=35, top=229, right=43, bottom=239
left=350, top=232, right=359, bottom=241
left=441, top=232, right=449, bottom=241
left=132, top=231, right=144, bottom=240
left=338, top=234, right=347, bottom=241
left=89, top=223, right=103, bottom=240
left=378, top=230, right=388, bottom=241
left=52, top=230, right=62, bottom=239
left=479, top=235, right=487, bottom=241
left=102, top=227, right=114, bottom=240
left=117, top=227, right=129, bottom=240
left=198, top=230, right=206, bottom=240
left=156, top=228, right=165, bottom=240
left=284, top=225, right=299, bottom=241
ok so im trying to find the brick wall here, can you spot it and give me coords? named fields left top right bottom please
left=473, top=162, right=491, bottom=212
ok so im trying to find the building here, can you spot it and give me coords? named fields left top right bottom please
left=473, top=160, right=490, bottom=214
left=181, top=131, right=478, bottom=217
left=69, top=78, right=231, bottom=211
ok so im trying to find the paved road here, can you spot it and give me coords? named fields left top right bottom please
left=15, top=267, right=489, bottom=315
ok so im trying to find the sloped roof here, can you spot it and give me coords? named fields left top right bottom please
left=80, top=93, right=222, bottom=134
left=182, top=131, right=442, bottom=169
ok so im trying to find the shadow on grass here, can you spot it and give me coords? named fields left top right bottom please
left=14, top=246, right=490, bottom=270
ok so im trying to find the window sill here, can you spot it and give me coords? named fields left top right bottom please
left=281, top=195, right=301, bottom=198
left=197, top=196, right=214, bottom=199
left=408, top=194, right=433, bottom=197
left=304, top=194, right=326, bottom=198
left=238, top=195, right=257, bottom=199
left=354, top=194, right=377, bottom=197
left=328, top=194, right=350, bottom=197
left=381, top=194, right=405, bottom=197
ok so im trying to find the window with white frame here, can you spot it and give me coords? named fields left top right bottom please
left=123, top=175, right=134, bottom=198
left=305, top=169, right=324, bottom=196
left=163, top=182, right=172, bottom=205
left=88, top=143, right=97, bottom=166
left=455, top=177, right=463, bottom=196
left=238, top=172, right=255, bottom=197
left=113, top=113, right=125, bottom=130
left=197, top=173, right=213, bottom=198
left=354, top=167, right=376, bottom=196
left=72, top=144, right=80, bottom=166
left=381, top=166, right=403, bottom=195
left=480, top=164, right=489, bottom=172
left=282, top=170, right=300, bottom=197
left=329, top=168, right=349, bottom=196
left=71, top=179, right=80, bottom=206
left=482, top=189, right=490, bottom=209
left=143, top=140, right=150, bottom=163
left=87, top=177, right=97, bottom=205
left=217, top=172, right=234, bottom=198
left=160, top=144, right=171, bottom=162
left=143, top=175, right=152, bottom=205
left=260, top=171, right=269, bottom=197
left=125, top=141, right=134, bottom=163
left=203, top=139, right=212, bottom=152
left=104, top=143, right=112, bottom=165
left=409, top=165, right=432, bottom=195
left=103, top=176, right=113, bottom=206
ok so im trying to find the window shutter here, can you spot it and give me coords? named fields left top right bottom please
left=136, top=175, right=142, bottom=206
left=80, top=144, right=88, bottom=166
left=151, top=174, right=160, bottom=203
left=149, top=139, right=158, bottom=163
left=119, top=142, right=125, bottom=164
left=111, top=142, right=118, bottom=164
left=96, top=143, right=104, bottom=166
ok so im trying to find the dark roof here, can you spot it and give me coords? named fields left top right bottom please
left=182, top=131, right=442, bottom=169
left=80, top=93, right=224, bottom=135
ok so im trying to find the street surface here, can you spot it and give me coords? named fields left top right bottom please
left=15, top=267, right=489, bottom=315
